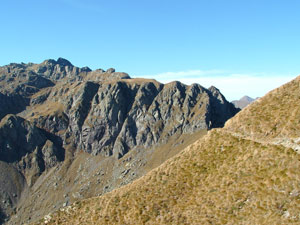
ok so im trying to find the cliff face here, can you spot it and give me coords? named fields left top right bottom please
left=0, top=58, right=238, bottom=224
left=27, top=80, right=237, bottom=159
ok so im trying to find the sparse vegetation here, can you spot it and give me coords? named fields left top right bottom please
left=225, top=76, right=300, bottom=141
left=34, top=129, right=300, bottom=225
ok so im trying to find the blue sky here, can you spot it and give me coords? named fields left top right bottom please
left=1, top=0, right=299, bottom=100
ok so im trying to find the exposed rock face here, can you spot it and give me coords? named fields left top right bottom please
left=27, top=80, right=237, bottom=159
left=0, top=115, right=64, bottom=223
left=0, top=93, right=28, bottom=121
left=0, top=58, right=239, bottom=224
left=0, top=115, right=45, bottom=162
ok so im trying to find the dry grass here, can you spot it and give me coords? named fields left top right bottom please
left=35, top=129, right=300, bottom=225
left=144, top=130, right=207, bottom=172
left=25, top=101, right=65, bottom=119
left=225, top=76, right=300, bottom=140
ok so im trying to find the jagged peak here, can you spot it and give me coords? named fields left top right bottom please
left=188, top=83, right=206, bottom=91
left=165, top=80, right=186, bottom=88
left=209, top=85, right=225, bottom=97
left=42, top=59, right=57, bottom=65
left=56, top=57, right=73, bottom=67
left=4, top=62, right=27, bottom=70
left=208, top=85, right=220, bottom=92
left=1, top=59, right=129, bottom=80
left=41, top=58, right=73, bottom=67
left=81, top=66, right=92, bottom=72
left=95, top=68, right=105, bottom=73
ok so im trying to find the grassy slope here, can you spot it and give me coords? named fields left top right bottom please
left=225, top=76, right=300, bottom=141
left=36, top=76, right=300, bottom=225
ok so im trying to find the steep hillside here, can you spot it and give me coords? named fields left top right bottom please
left=225, top=76, right=300, bottom=151
left=0, top=58, right=238, bottom=224
left=38, top=76, right=300, bottom=225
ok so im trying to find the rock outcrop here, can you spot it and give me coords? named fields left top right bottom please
left=25, top=80, right=238, bottom=159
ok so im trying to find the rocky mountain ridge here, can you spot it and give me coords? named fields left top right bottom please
left=37, top=76, right=300, bottom=225
left=0, top=58, right=239, bottom=224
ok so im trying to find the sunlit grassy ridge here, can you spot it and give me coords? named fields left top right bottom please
left=37, top=130, right=300, bottom=225
left=36, top=76, right=300, bottom=225
left=225, top=76, right=300, bottom=140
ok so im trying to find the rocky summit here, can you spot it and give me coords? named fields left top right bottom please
left=0, top=58, right=238, bottom=224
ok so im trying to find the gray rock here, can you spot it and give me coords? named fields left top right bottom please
left=56, top=58, right=73, bottom=67
left=56, top=79, right=239, bottom=158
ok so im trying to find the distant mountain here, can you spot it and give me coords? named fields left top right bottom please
left=0, top=58, right=238, bottom=224
left=39, top=76, right=300, bottom=225
left=232, top=95, right=257, bottom=109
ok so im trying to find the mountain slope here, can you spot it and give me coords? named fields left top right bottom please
left=225, top=76, right=300, bottom=151
left=38, top=76, right=300, bottom=225
left=0, top=59, right=239, bottom=224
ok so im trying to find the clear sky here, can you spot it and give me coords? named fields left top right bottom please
left=1, top=0, right=300, bottom=100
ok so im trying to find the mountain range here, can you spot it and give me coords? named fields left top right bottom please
left=34, top=75, right=300, bottom=225
left=0, top=58, right=239, bottom=224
